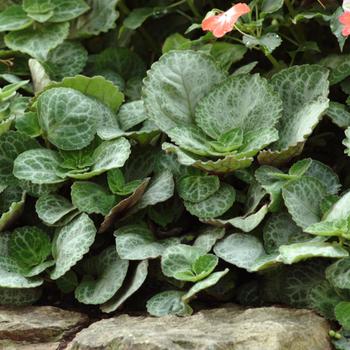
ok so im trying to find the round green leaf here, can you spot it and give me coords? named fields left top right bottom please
left=5, top=22, right=69, bottom=60
left=184, top=183, right=235, bottom=219
left=335, top=302, right=350, bottom=330
left=115, top=224, right=178, bottom=260
left=146, top=290, right=192, bottom=317
left=270, top=65, right=329, bottom=151
left=37, top=87, right=98, bottom=150
left=214, top=233, right=264, bottom=271
left=50, top=213, right=96, bottom=280
left=45, top=41, right=88, bottom=80
left=0, top=256, right=43, bottom=288
left=263, top=212, right=312, bottom=254
left=101, top=260, right=148, bottom=313
left=0, top=5, right=33, bottom=31
left=13, top=149, right=65, bottom=184
left=182, top=269, right=229, bottom=302
left=282, top=177, right=327, bottom=229
left=71, top=181, right=117, bottom=215
left=177, top=175, right=220, bottom=203
left=75, top=247, right=129, bottom=305
left=9, top=226, right=51, bottom=269
left=161, top=244, right=215, bottom=282
left=326, top=258, right=350, bottom=290
left=143, top=50, right=226, bottom=132
left=195, top=74, right=282, bottom=139
left=35, top=194, right=76, bottom=225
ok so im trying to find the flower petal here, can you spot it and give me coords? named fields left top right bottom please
left=202, top=14, right=222, bottom=31
left=201, top=3, right=250, bottom=38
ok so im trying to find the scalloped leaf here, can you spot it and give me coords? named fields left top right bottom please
left=71, top=181, right=117, bottom=216
left=207, top=205, right=268, bottom=232
left=146, top=290, right=192, bottom=317
left=281, top=261, right=326, bottom=307
left=326, top=258, right=350, bottom=290
left=130, top=170, right=174, bottom=213
left=35, top=194, right=76, bottom=225
left=107, top=168, right=143, bottom=196
left=48, top=0, right=90, bottom=23
left=161, top=244, right=217, bottom=282
left=182, top=269, right=229, bottom=302
left=50, top=213, right=96, bottom=280
left=45, top=41, right=88, bottom=80
left=305, top=219, right=349, bottom=238
left=4, top=22, right=69, bottom=60
left=320, top=54, right=350, bottom=85
left=162, top=142, right=253, bottom=173
left=195, top=74, right=282, bottom=139
left=193, top=226, right=225, bottom=253
left=184, top=183, right=235, bottom=219
left=258, top=142, right=304, bottom=167
left=22, top=0, right=54, bottom=14
left=0, top=130, right=40, bottom=186
left=75, top=246, right=129, bottom=305
left=289, top=158, right=340, bottom=195
left=263, top=212, right=311, bottom=254
left=0, top=256, right=43, bottom=288
left=279, top=241, right=348, bottom=264
left=335, top=302, right=350, bottom=330
left=167, top=125, right=213, bottom=156
left=143, top=50, right=226, bottom=133
left=9, top=226, right=51, bottom=269
left=282, top=177, right=327, bottom=229
left=13, top=148, right=65, bottom=184
left=115, top=223, right=178, bottom=260
left=214, top=233, right=264, bottom=271
left=0, top=5, right=33, bottom=31
left=46, top=75, right=124, bottom=112
left=327, top=102, right=350, bottom=128
left=117, top=100, right=147, bottom=131
left=264, top=65, right=329, bottom=160
left=70, top=0, right=119, bottom=38
left=101, top=260, right=148, bottom=313
left=177, top=175, right=220, bottom=203
left=325, top=191, right=350, bottom=221
left=37, top=87, right=98, bottom=150
left=309, top=281, right=341, bottom=320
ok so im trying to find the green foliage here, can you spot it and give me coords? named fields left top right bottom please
left=1, top=0, right=350, bottom=328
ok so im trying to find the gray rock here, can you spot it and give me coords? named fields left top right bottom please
left=66, top=305, right=332, bottom=350
left=0, top=306, right=88, bottom=345
left=0, top=340, right=60, bottom=349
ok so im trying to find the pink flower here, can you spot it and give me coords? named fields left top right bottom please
left=339, top=11, right=350, bottom=37
left=202, top=3, right=251, bottom=38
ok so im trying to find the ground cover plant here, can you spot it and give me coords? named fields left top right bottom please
left=3, top=0, right=350, bottom=346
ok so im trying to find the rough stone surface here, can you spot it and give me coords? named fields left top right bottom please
left=0, top=306, right=88, bottom=347
left=0, top=340, right=60, bottom=349
left=66, top=305, right=332, bottom=350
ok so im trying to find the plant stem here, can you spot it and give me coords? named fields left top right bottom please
left=265, top=53, right=282, bottom=70
left=167, top=0, right=187, bottom=9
